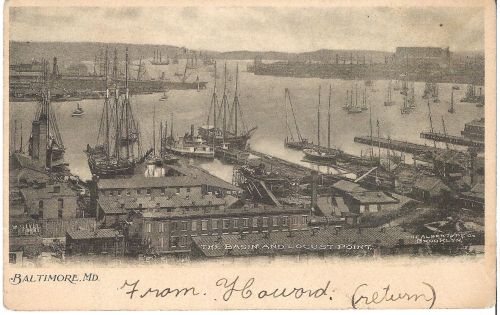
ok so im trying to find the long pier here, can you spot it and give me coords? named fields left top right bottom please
left=353, top=136, right=445, bottom=156
left=246, top=149, right=313, bottom=181
left=420, top=132, right=484, bottom=150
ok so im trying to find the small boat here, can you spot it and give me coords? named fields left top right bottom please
left=303, top=148, right=339, bottom=162
left=159, top=92, right=168, bottom=101
left=71, top=103, right=84, bottom=117
left=448, top=90, right=455, bottom=114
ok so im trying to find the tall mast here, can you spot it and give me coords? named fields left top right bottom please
left=234, top=64, right=239, bottom=136
left=153, top=103, right=156, bottom=155
left=104, top=47, right=110, bottom=159
left=377, top=119, right=381, bottom=165
left=125, top=47, right=130, bottom=160
left=450, top=89, right=454, bottom=112
left=441, top=116, right=450, bottom=150
left=369, top=101, right=373, bottom=158
left=286, top=88, right=302, bottom=142
left=222, top=62, right=227, bottom=143
left=317, top=85, right=321, bottom=146
left=327, top=84, right=331, bottom=149
left=170, top=112, right=173, bottom=139
left=427, top=100, right=436, bottom=148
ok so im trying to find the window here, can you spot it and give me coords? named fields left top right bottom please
left=160, top=237, right=164, bottom=248
left=176, top=188, right=181, bottom=193
left=172, top=222, right=178, bottom=231
left=222, top=219, right=230, bottom=230
left=212, top=219, right=219, bottom=230
left=170, top=236, right=179, bottom=248
left=187, top=187, right=191, bottom=193
left=161, top=188, right=166, bottom=195
left=191, top=221, right=198, bottom=231
left=147, top=223, right=151, bottom=233
left=272, top=217, right=279, bottom=227
left=38, top=200, right=44, bottom=209
left=146, top=189, right=151, bottom=195
left=262, top=217, right=268, bottom=227
left=242, top=218, right=249, bottom=228
left=201, top=220, right=208, bottom=231
left=252, top=217, right=258, bottom=228
left=302, top=215, right=308, bottom=225
left=180, top=236, right=187, bottom=247
left=137, top=189, right=142, bottom=195
left=109, top=191, right=114, bottom=196
left=58, top=198, right=64, bottom=209
left=292, top=216, right=298, bottom=225
left=181, top=221, right=188, bottom=231
left=126, top=191, right=131, bottom=196
left=159, top=223, right=164, bottom=233
left=233, top=218, right=238, bottom=228
left=282, top=216, right=289, bottom=226
left=117, top=190, right=122, bottom=196
left=58, top=209, right=63, bottom=219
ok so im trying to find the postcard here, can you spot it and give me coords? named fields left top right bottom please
left=3, top=0, right=496, bottom=310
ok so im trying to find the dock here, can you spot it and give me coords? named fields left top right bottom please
left=420, top=132, right=484, bottom=150
left=246, top=149, right=312, bottom=181
left=354, top=136, right=446, bottom=156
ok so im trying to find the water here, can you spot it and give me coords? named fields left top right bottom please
left=10, top=60, right=484, bottom=182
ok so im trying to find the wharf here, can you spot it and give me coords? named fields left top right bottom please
left=420, top=132, right=484, bottom=150
left=354, top=136, right=447, bottom=156
left=246, top=149, right=312, bottom=181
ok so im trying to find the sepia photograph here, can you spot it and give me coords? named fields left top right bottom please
left=3, top=0, right=496, bottom=311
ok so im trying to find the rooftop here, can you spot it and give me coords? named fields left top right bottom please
left=332, top=180, right=367, bottom=193
left=349, top=191, right=399, bottom=204
left=413, top=176, right=451, bottom=193
left=20, top=182, right=77, bottom=201
left=137, top=204, right=310, bottom=220
left=98, top=175, right=203, bottom=190
left=67, top=228, right=121, bottom=240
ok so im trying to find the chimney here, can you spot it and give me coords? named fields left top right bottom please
left=311, top=170, right=318, bottom=213
left=190, top=124, right=194, bottom=138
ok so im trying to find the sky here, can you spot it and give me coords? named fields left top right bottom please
left=9, top=6, right=484, bottom=52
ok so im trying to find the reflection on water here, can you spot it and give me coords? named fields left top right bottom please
left=9, top=60, right=484, bottom=181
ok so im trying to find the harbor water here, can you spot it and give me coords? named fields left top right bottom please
left=9, top=60, right=484, bottom=182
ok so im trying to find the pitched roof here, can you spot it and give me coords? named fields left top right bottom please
left=332, top=180, right=367, bottom=193
left=192, top=226, right=418, bottom=257
left=67, top=228, right=121, bottom=240
left=413, top=176, right=451, bottom=193
left=97, top=175, right=203, bottom=190
left=20, top=182, right=78, bottom=201
left=349, top=191, right=399, bottom=204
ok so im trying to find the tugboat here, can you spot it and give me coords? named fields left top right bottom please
left=384, top=81, right=394, bottom=106
left=159, top=91, right=168, bottom=101
left=71, top=103, right=84, bottom=117
left=164, top=121, right=214, bottom=159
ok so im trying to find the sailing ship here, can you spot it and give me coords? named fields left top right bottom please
left=432, top=83, right=440, bottom=103
left=71, top=103, right=84, bottom=117
left=302, top=85, right=343, bottom=163
left=344, top=84, right=363, bottom=114
left=384, top=81, right=394, bottom=106
left=28, top=61, right=66, bottom=170
left=151, top=49, right=170, bottom=65
left=198, top=62, right=257, bottom=150
left=461, top=85, right=484, bottom=104
left=86, top=48, right=151, bottom=178
left=400, top=91, right=412, bottom=115
left=284, top=88, right=311, bottom=150
left=448, top=89, right=455, bottom=114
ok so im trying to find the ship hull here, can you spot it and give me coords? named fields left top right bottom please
left=164, top=146, right=214, bottom=159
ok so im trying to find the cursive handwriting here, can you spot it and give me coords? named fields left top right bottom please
left=215, top=276, right=332, bottom=301
left=351, top=282, right=436, bottom=309
left=119, top=279, right=201, bottom=299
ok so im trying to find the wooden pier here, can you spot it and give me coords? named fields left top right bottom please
left=420, top=132, right=484, bottom=149
left=354, top=136, right=446, bottom=155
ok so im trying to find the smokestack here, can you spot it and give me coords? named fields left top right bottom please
left=191, top=124, right=194, bottom=138
left=311, top=170, right=318, bottom=213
